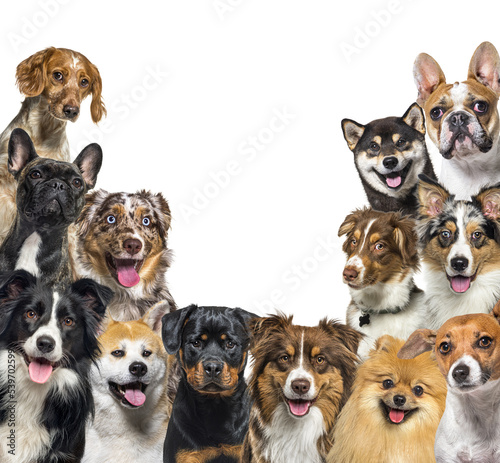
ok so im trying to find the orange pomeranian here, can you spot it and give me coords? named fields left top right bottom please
left=327, top=335, right=446, bottom=463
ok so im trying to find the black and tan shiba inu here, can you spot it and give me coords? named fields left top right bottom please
left=342, top=103, right=436, bottom=217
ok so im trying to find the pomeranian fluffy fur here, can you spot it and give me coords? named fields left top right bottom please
left=327, top=335, right=446, bottom=463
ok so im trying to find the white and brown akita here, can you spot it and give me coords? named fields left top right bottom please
left=83, top=302, right=171, bottom=463
left=74, top=189, right=176, bottom=324
left=342, top=103, right=436, bottom=217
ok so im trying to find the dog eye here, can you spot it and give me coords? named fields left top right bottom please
left=430, top=107, right=444, bottom=120
left=142, top=217, right=151, bottom=226
left=191, top=340, right=202, bottom=348
left=478, top=337, right=492, bottom=348
left=62, top=317, right=74, bottom=327
left=316, top=356, right=325, bottom=364
left=279, top=355, right=290, bottom=363
left=72, top=178, right=82, bottom=188
left=396, top=138, right=406, bottom=147
left=439, top=342, right=451, bottom=354
left=413, top=386, right=424, bottom=396
left=441, top=230, right=451, bottom=239
left=107, top=215, right=116, bottom=224
left=24, top=310, right=38, bottom=320
left=374, top=243, right=384, bottom=251
left=382, top=379, right=394, bottom=389
left=473, top=101, right=488, bottom=113
left=351, top=238, right=357, bottom=247
left=53, top=71, right=63, bottom=82
left=111, top=350, right=125, bottom=357
left=369, top=142, right=380, bottom=152
left=30, top=170, right=41, bottom=179
left=226, top=341, right=235, bottom=349
left=143, top=350, right=152, bottom=357
left=80, top=78, right=89, bottom=88
left=472, top=231, right=483, bottom=240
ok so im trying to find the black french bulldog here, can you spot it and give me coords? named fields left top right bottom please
left=0, top=128, right=102, bottom=289
left=162, top=304, right=257, bottom=463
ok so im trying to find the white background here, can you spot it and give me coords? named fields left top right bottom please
left=0, top=0, right=498, bottom=325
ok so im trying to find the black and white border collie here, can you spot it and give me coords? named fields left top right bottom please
left=417, top=175, right=500, bottom=329
left=0, top=270, right=112, bottom=463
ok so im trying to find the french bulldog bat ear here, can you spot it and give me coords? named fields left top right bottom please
left=397, top=329, right=436, bottom=359
left=73, top=143, right=103, bottom=190
left=417, top=175, right=450, bottom=218
left=142, top=300, right=172, bottom=334
left=413, top=53, right=447, bottom=106
left=161, top=304, right=197, bottom=355
left=402, top=102, right=426, bottom=135
left=468, top=41, right=500, bottom=95
left=8, top=128, right=38, bottom=177
left=71, top=279, right=114, bottom=318
left=341, top=119, right=365, bottom=151
left=474, top=184, right=500, bottom=220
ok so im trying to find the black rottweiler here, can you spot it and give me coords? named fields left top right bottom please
left=162, top=304, right=256, bottom=463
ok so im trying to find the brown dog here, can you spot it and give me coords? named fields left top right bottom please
left=399, top=306, right=500, bottom=461
left=0, top=47, right=105, bottom=245
left=242, top=314, right=361, bottom=463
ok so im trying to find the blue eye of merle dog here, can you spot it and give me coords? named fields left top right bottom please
left=107, top=215, right=116, bottom=224
left=142, top=217, right=150, bottom=226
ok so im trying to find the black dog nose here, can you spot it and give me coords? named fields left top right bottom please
left=452, top=364, right=470, bottom=383
left=203, top=361, right=223, bottom=378
left=393, top=395, right=406, bottom=407
left=63, top=105, right=80, bottom=119
left=291, top=379, right=311, bottom=395
left=451, top=257, right=469, bottom=272
left=383, top=156, right=398, bottom=170
left=37, top=336, right=55, bottom=354
left=450, top=112, right=468, bottom=127
left=129, top=362, right=147, bottom=377
left=123, top=239, right=142, bottom=256
left=50, top=180, right=66, bottom=190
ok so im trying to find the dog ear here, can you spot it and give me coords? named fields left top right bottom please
left=391, top=213, right=419, bottom=266
left=341, top=119, right=365, bottom=151
left=417, top=174, right=450, bottom=218
left=474, top=184, right=500, bottom=220
left=161, top=304, right=197, bottom=354
left=397, top=329, right=436, bottom=359
left=76, top=189, right=109, bottom=237
left=0, top=271, right=37, bottom=335
left=73, top=143, right=103, bottom=190
left=86, top=60, right=106, bottom=123
left=338, top=211, right=359, bottom=237
left=8, top=128, right=39, bottom=177
left=402, top=103, right=426, bottom=135
left=142, top=301, right=172, bottom=334
left=468, top=42, right=500, bottom=95
left=249, top=313, right=293, bottom=347
left=413, top=52, right=447, bottom=106
left=70, top=279, right=114, bottom=319
left=16, top=47, right=55, bottom=97
left=373, top=334, right=395, bottom=353
left=321, top=319, right=363, bottom=355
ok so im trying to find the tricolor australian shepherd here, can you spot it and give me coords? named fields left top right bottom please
left=417, top=175, right=500, bottom=328
left=0, top=270, right=112, bottom=463
left=241, top=314, right=361, bottom=463
left=338, top=207, right=425, bottom=358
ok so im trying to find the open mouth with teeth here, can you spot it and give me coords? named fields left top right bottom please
left=374, top=160, right=412, bottom=190
left=105, top=253, right=144, bottom=288
left=380, top=401, right=417, bottom=425
left=285, top=397, right=317, bottom=417
left=446, top=272, right=477, bottom=293
left=109, top=381, right=148, bottom=407
left=23, top=354, right=59, bottom=384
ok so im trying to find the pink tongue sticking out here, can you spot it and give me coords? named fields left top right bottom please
left=116, top=260, right=141, bottom=287
left=389, top=408, right=405, bottom=424
left=124, top=388, right=146, bottom=407
left=451, top=276, right=471, bottom=293
left=386, top=176, right=402, bottom=188
left=288, top=400, right=311, bottom=417
left=29, top=361, right=53, bottom=384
